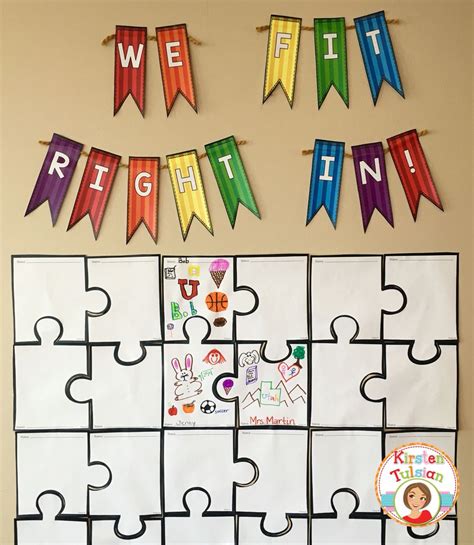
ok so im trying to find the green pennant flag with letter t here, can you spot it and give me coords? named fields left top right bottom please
left=205, top=136, right=261, bottom=227
left=314, top=17, right=349, bottom=108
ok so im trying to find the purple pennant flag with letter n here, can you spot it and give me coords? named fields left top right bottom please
left=351, top=142, right=393, bottom=231
left=25, top=133, right=83, bottom=225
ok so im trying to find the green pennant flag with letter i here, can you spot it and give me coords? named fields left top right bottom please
left=314, top=17, right=349, bottom=108
left=205, top=135, right=261, bottom=227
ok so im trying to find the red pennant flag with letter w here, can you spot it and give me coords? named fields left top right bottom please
left=156, top=24, right=197, bottom=115
left=114, top=25, right=147, bottom=115
left=68, top=148, right=121, bottom=239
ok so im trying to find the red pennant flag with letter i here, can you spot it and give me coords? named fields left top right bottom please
left=156, top=24, right=197, bottom=115
left=68, top=148, right=121, bottom=239
left=387, top=129, right=443, bottom=219
left=114, top=25, right=147, bottom=115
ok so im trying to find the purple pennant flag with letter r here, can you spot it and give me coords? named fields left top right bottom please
left=25, top=133, right=83, bottom=225
left=351, top=142, right=393, bottom=231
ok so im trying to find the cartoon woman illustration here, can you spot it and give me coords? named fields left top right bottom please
left=402, top=482, right=433, bottom=524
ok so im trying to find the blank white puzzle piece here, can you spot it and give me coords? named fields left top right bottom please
left=14, top=317, right=88, bottom=430
left=311, top=256, right=403, bottom=341
left=91, top=519, right=162, bottom=544
left=311, top=316, right=382, bottom=427
left=67, top=344, right=162, bottom=429
left=236, top=256, right=308, bottom=360
left=215, top=342, right=308, bottom=426
left=89, top=432, right=161, bottom=538
left=13, top=256, right=108, bottom=343
left=237, top=429, right=308, bottom=535
left=87, top=256, right=162, bottom=363
left=238, top=515, right=308, bottom=544
left=362, top=345, right=457, bottom=429
left=385, top=517, right=455, bottom=544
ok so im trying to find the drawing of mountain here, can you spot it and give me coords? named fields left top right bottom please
left=289, top=384, right=307, bottom=404
left=241, top=380, right=307, bottom=410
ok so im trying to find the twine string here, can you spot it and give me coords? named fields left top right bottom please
left=256, top=19, right=400, bottom=33
left=101, top=33, right=202, bottom=46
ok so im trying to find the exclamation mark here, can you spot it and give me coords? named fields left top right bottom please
left=404, top=149, right=416, bottom=173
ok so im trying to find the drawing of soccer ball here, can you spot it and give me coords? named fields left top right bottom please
left=200, top=400, right=216, bottom=414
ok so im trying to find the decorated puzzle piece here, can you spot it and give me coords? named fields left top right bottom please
left=17, top=432, right=110, bottom=516
left=361, top=345, right=457, bottom=429
left=311, top=430, right=381, bottom=514
left=164, top=429, right=257, bottom=513
left=311, top=491, right=381, bottom=545
left=67, top=344, right=162, bottom=429
left=311, top=316, right=382, bottom=427
left=15, top=492, right=88, bottom=545
left=13, top=256, right=108, bottom=343
left=238, top=515, right=308, bottom=544
left=214, top=342, right=308, bottom=426
left=383, top=254, right=458, bottom=361
left=91, top=519, right=162, bottom=544
left=236, top=255, right=308, bottom=360
left=311, top=256, right=403, bottom=341
left=237, top=429, right=308, bottom=535
left=163, top=256, right=255, bottom=342
left=14, top=317, right=88, bottom=431
left=89, top=432, right=161, bottom=538
left=87, top=256, right=162, bottom=363
left=385, top=517, right=455, bottom=544
left=163, top=318, right=235, bottom=427
left=165, top=489, right=234, bottom=545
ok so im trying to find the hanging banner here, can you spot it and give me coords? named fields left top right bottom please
left=156, top=24, right=197, bottom=115
left=352, top=142, right=393, bottom=230
left=314, top=18, right=348, bottom=108
left=25, top=134, right=83, bottom=225
left=127, top=157, right=160, bottom=243
left=167, top=150, right=212, bottom=240
left=114, top=25, right=147, bottom=116
left=306, top=139, right=345, bottom=227
left=263, top=15, right=302, bottom=107
left=205, top=136, right=260, bottom=228
left=67, top=148, right=121, bottom=239
left=354, top=11, right=404, bottom=104
left=387, top=129, right=443, bottom=219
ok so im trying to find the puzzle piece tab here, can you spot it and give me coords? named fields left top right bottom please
left=91, top=519, right=162, bottom=544
left=239, top=515, right=308, bottom=544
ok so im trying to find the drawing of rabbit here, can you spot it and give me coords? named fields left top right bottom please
left=172, top=354, right=203, bottom=401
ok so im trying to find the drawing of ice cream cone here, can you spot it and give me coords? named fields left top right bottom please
left=209, top=258, right=230, bottom=288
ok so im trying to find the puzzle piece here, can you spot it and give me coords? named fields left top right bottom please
left=238, top=515, right=308, bottom=544
left=311, top=491, right=381, bottom=544
left=67, top=344, right=162, bottom=429
left=164, top=429, right=256, bottom=513
left=87, top=256, right=161, bottom=362
left=165, top=489, right=234, bottom=544
left=311, top=256, right=403, bottom=341
left=361, top=345, right=457, bottom=429
left=214, top=342, right=308, bottom=426
left=311, top=316, right=382, bottom=427
left=13, top=256, right=108, bottom=343
left=383, top=254, right=458, bottom=361
left=14, top=317, right=88, bottom=430
left=236, top=256, right=308, bottom=360
left=89, top=432, right=161, bottom=537
left=15, top=491, right=88, bottom=545
left=237, top=429, right=308, bottom=535
left=163, top=256, right=256, bottom=342
left=385, top=517, right=455, bottom=544
left=311, top=430, right=381, bottom=514
left=91, top=519, right=162, bottom=544
left=17, top=432, right=110, bottom=516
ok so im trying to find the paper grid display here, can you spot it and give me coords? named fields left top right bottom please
left=12, top=253, right=458, bottom=544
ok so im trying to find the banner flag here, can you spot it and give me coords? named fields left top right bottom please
left=306, top=139, right=345, bottom=227
left=127, top=157, right=160, bottom=243
left=263, top=15, right=302, bottom=107
left=352, top=142, right=394, bottom=230
left=354, top=11, right=404, bottom=104
left=387, top=129, right=443, bottom=219
left=25, top=134, right=83, bottom=225
left=156, top=24, right=197, bottom=115
left=205, top=136, right=260, bottom=227
left=314, top=18, right=349, bottom=108
left=67, top=148, right=121, bottom=239
left=114, top=25, right=147, bottom=115
left=167, top=150, right=213, bottom=240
